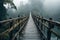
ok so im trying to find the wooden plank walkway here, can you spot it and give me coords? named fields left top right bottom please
left=19, top=14, right=41, bottom=40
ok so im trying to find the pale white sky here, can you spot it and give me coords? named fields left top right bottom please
left=13, top=0, right=29, bottom=7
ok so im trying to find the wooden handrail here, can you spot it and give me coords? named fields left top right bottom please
left=0, top=17, right=27, bottom=35
left=51, top=29, right=60, bottom=38
left=35, top=15, right=60, bottom=26
left=32, top=15, right=60, bottom=40
left=12, top=20, right=27, bottom=40
left=0, top=17, right=26, bottom=23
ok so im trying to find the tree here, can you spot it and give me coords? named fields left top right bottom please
left=0, top=0, right=16, bottom=21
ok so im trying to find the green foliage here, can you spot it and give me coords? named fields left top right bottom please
left=4, top=0, right=17, bottom=9
left=0, top=0, right=17, bottom=21
left=0, top=4, right=7, bottom=20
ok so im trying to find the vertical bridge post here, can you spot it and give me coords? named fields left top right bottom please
left=0, top=16, right=28, bottom=40
left=47, top=18, right=54, bottom=40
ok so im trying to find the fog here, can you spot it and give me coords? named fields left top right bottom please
left=30, top=0, right=60, bottom=21
left=6, top=0, right=60, bottom=21
left=42, top=0, right=60, bottom=21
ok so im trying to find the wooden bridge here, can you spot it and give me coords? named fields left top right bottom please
left=0, top=14, right=60, bottom=40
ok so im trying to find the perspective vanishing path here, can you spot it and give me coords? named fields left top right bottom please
left=19, top=14, right=41, bottom=40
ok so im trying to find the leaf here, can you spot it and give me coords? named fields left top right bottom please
left=4, top=0, right=17, bottom=10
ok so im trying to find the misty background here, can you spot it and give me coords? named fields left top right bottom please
left=4, top=0, right=60, bottom=21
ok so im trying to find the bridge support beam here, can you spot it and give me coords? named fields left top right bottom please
left=47, top=18, right=54, bottom=40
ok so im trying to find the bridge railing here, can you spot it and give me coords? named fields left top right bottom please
left=32, top=15, right=60, bottom=40
left=0, top=16, right=29, bottom=40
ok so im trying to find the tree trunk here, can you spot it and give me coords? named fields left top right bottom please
left=0, top=0, right=7, bottom=21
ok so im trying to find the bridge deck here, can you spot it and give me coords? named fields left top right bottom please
left=20, top=14, right=40, bottom=40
